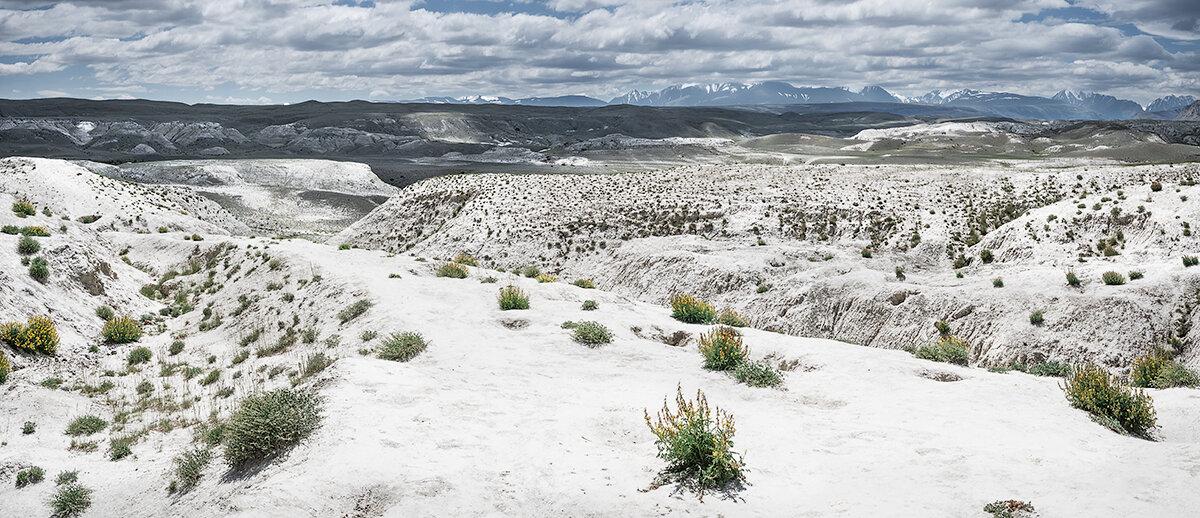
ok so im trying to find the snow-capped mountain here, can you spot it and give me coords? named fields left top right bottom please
left=409, top=95, right=605, bottom=107
left=607, top=82, right=899, bottom=106
left=1147, top=95, right=1197, bottom=113
left=1051, top=90, right=1144, bottom=119
left=1177, top=101, right=1200, bottom=121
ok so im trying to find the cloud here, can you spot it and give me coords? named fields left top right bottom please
left=0, top=0, right=1196, bottom=104
left=36, top=89, right=69, bottom=97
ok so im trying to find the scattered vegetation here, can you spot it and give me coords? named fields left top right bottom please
left=171, top=447, right=213, bottom=493
left=376, top=332, right=428, bottom=362
left=16, top=466, right=45, bottom=487
left=1131, top=350, right=1199, bottom=389
left=452, top=253, right=478, bottom=266
left=716, top=309, right=748, bottom=327
left=498, top=285, right=530, bottom=310
left=912, top=336, right=970, bottom=366
left=11, top=200, right=36, bottom=217
left=984, top=500, right=1035, bottom=518
left=1029, top=310, right=1044, bottom=326
left=17, top=235, right=40, bottom=255
left=572, top=279, right=596, bottom=289
left=581, top=300, right=598, bottom=311
left=1184, top=256, right=1199, bottom=268
left=94, top=305, right=114, bottom=321
left=28, top=256, right=49, bottom=282
left=644, top=385, right=745, bottom=491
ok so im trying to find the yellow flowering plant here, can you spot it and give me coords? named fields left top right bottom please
left=644, top=384, right=745, bottom=490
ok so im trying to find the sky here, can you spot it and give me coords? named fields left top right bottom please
left=0, top=0, right=1198, bottom=106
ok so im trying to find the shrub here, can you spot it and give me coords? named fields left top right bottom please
left=733, top=360, right=783, bottom=387
left=452, top=253, right=478, bottom=266
left=521, top=266, right=541, bottom=278
left=644, top=385, right=744, bottom=490
left=28, top=256, right=49, bottom=282
left=169, top=340, right=185, bottom=355
left=51, top=483, right=93, bottom=517
left=1066, top=270, right=1081, bottom=287
left=716, top=309, right=748, bottom=327
left=127, top=346, right=152, bottom=365
left=55, top=471, right=78, bottom=485
left=23, top=421, right=36, bottom=434
left=953, top=254, right=969, bottom=269
left=1150, top=181, right=1163, bottom=192
left=15, top=466, right=44, bottom=487
left=1062, top=363, right=1155, bottom=436
left=670, top=294, right=716, bottom=324
left=21, top=225, right=49, bottom=236
left=498, top=285, right=530, bottom=310
left=1131, top=350, right=1199, bottom=388
left=1184, top=256, right=1199, bottom=268
left=172, top=447, right=213, bottom=493
left=572, top=279, right=596, bottom=289
left=0, top=224, right=15, bottom=234
left=984, top=500, right=1035, bottom=518
left=1101, top=271, right=1125, bottom=285
left=65, top=415, right=107, bottom=436
left=16, top=235, right=40, bottom=255
left=756, top=283, right=770, bottom=293
left=108, top=435, right=134, bottom=460
left=224, top=389, right=322, bottom=466
left=1029, top=310, right=1043, bottom=325
left=914, top=336, right=969, bottom=365
left=103, top=316, right=142, bottom=344
left=136, top=381, right=153, bottom=395
left=338, top=243, right=351, bottom=250
left=436, top=262, right=468, bottom=278
left=570, top=321, right=613, bottom=346
left=992, top=277, right=1004, bottom=288
left=481, top=276, right=497, bottom=283
left=1027, top=361, right=1071, bottom=377
left=536, top=273, right=557, bottom=283
left=376, top=332, right=428, bottom=362
left=199, top=369, right=221, bottom=386
left=934, top=319, right=950, bottom=336
left=980, top=249, right=994, bottom=263
left=1153, top=362, right=1200, bottom=388
left=697, top=326, right=748, bottom=371
left=581, top=300, right=598, bottom=311
left=860, top=249, right=872, bottom=258
left=1, top=316, right=60, bottom=354
left=1128, top=271, right=1143, bottom=280
left=359, top=330, right=378, bottom=342
left=12, top=200, right=35, bottom=217
left=337, top=299, right=373, bottom=323
left=94, top=305, right=114, bottom=321
left=0, top=351, right=8, bottom=383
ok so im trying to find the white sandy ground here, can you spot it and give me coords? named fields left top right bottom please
left=1, top=157, right=1200, bottom=516
left=2, top=237, right=1200, bottom=517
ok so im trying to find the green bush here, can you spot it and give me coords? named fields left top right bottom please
left=376, top=332, right=428, bottom=362
left=914, top=336, right=969, bottom=365
left=94, top=305, right=114, bottom=321
left=452, top=253, right=478, bottom=266
left=1131, top=350, right=1199, bottom=388
left=12, top=200, right=36, bottom=217
left=716, top=309, right=748, bottom=327
left=338, top=299, right=373, bottom=323
left=644, top=385, right=744, bottom=490
left=733, top=360, right=783, bottom=387
left=169, top=340, right=185, bottom=355
left=934, top=319, right=951, bottom=336
left=172, top=447, right=212, bottom=493
left=1184, top=256, right=1199, bottom=267
left=1029, top=310, right=1044, bottom=325
left=1128, top=271, right=1143, bottom=280
left=581, top=300, right=598, bottom=311
left=224, top=389, right=322, bottom=467
left=697, top=326, right=748, bottom=371
left=1153, top=362, right=1200, bottom=388
left=103, top=316, right=142, bottom=344
left=570, top=321, right=613, bottom=346
left=127, top=346, right=152, bottom=365
left=23, top=421, right=36, bottom=434
left=670, top=293, right=717, bottom=324
left=1062, top=363, right=1155, bottom=436
left=1101, top=271, right=1125, bottom=285
left=65, top=415, right=107, bottom=436
left=521, top=266, right=541, bottom=278
left=1027, top=361, right=1071, bottom=377
left=572, top=279, right=596, bottom=289
left=980, top=249, right=994, bottom=263
left=992, top=277, right=1004, bottom=288
left=15, top=466, right=44, bottom=487
left=108, top=435, right=134, bottom=460
left=436, top=262, right=468, bottom=278
left=498, top=285, right=529, bottom=310
left=50, top=483, right=93, bottom=517
left=199, top=369, right=221, bottom=386
left=28, top=256, right=49, bottom=282
left=55, top=471, right=78, bottom=485
left=0, top=350, right=8, bottom=383
left=16, top=235, right=40, bottom=255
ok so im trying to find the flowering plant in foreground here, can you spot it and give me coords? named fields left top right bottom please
left=644, top=384, right=744, bottom=490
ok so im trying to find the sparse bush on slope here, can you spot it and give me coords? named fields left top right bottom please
left=1, top=316, right=60, bottom=354
left=65, top=415, right=107, bottom=436
left=224, top=389, right=322, bottom=467
left=1131, top=350, right=1199, bottom=388
left=103, top=316, right=142, bottom=344
left=15, top=466, right=44, bottom=487
left=11, top=200, right=35, bottom=217
left=716, top=309, right=748, bottom=327
left=0, top=350, right=8, bottom=383
left=28, top=256, right=49, bottom=282
left=913, top=336, right=969, bottom=366
left=16, top=235, right=39, bottom=255
left=171, top=447, right=213, bottom=493
left=645, top=385, right=745, bottom=491
left=569, top=321, right=613, bottom=346
left=376, top=332, right=428, bottom=362
left=698, top=326, right=748, bottom=371
left=670, top=294, right=716, bottom=324
left=436, top=262, right=468, bottom=278
left=452, top=253, right=478, bottom=266
left=498, top=285, right=529, bottom=310
left=733, top=360, right=782, bottom=387
left=338, top=299, right=373, bottom=323
left=51, top=483, right=93, bottom=517
left=1062, top=363, right=1155, bottom=436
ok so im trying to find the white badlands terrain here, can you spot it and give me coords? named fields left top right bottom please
left=0, top=156, right=1198, bottom=517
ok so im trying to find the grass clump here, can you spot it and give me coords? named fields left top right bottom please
left=108, top=435, right=134, bottom=460
left=572, top=279, right=596, bottom=289
left=697, top=326, right=748, bottom=371
left=1101, top=271, right=1125, bottom=286
left=127, top=346, right=152, bottom=365
left=984, top=500, right=1035, bottom=518
left=224, top=389, right=322, bottom=467
left=55, top=471, right=78, bottom=485
left=0, top=351, right=8, bottom=384
left=28, top=256, right=49, bottom=282
left=171, top=447, right=213, bottom=493
left=570, top=321, right=613, bottom=346
left=436, top=262, right=469, bottom=278
left=51, top=483, right=93, bottom=517
left=12, top=200, right=35, bottom=217
left=65, top=415, right=107, bottom=436
left=521, top=266, right=541, bottom=278
left=581, top=300, right=598, bottom=311
left=337, top=299, right=373, bottom=323
left=103, top=316, right=142, bottom=344
left=1029, top=310, right=1044, bottom=325
left=670, top=293, right=716, bottom=324
left=498, top=285, right=529, bottom=310
left=535, top=273, right=557, bottom=283
left=644, top=385, right=745, bottom=491
left=94, top=305, right=114, bottom=321
left=17, top=235, right=40, bottom=255
left=15, top=466, right=44, bottom=487
left=1131, top=350, right=1199, bottom=388
left=452, top=253, right=478, bottom=266
left=169, top=340, right=185, bottom=355
left=733, top=360, right=783, bottom=388
left=376, top=332, right=428, bottom=362
left=716, top=309, right=748, bottom=327
left=913, top=336, right=970, bottom=366
left=1062, top=363, right=1155, bottom=436
left=1026, top=361, right=1071, bottom=377
left=1184, top=256, right=1200, bottom=267
left=934, top=319, right=950, bottom=336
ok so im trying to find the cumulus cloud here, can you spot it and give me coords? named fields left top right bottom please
left=0, top=0, right=1196, bottom=104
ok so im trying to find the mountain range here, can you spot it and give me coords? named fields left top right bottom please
left=406, top=82, right=1196, bottom=121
